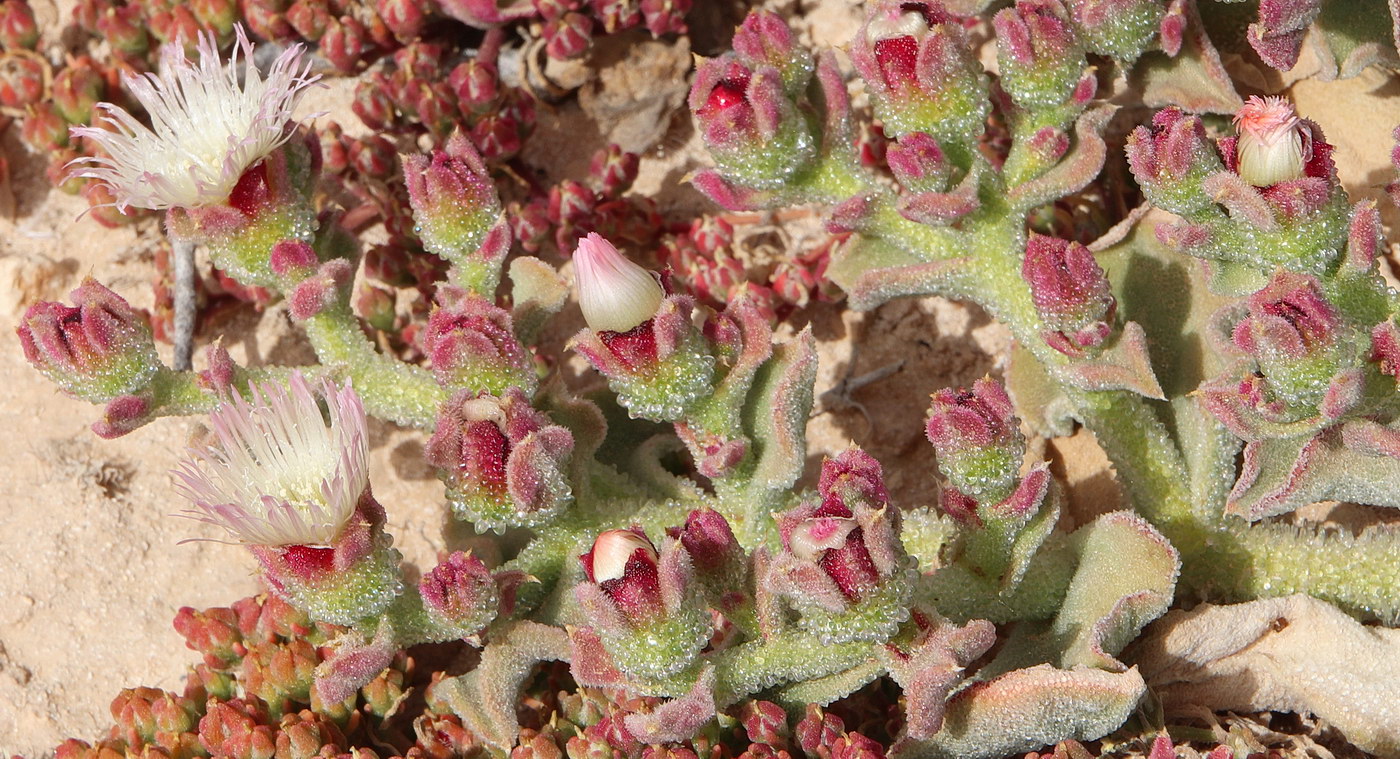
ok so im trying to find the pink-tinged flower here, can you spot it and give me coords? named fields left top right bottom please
left=69, top=26, right=318, bottom=212
left=17, top=278, right=159, bottom=403
left=1022, top=234, right=1116, bottom=357
left=581, top=528, right=665, bottom=626
left=1232, top=96, right=1308, bottom=188
left=173, top=373, right=368, bottom=547
left=573, top=232, right=665, bottom=334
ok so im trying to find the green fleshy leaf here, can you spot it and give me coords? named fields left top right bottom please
left=892, top=664, right=1147, bottom=759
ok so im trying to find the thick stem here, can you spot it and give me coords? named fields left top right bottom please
left=302, top=304, right=447, bottom=428
left=172, top=239, right=197, bottom=371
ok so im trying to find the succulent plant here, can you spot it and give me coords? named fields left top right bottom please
left=12, top=0, right=1400, bottom=757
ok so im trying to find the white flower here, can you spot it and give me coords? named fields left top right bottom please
left=70, top=25, right=320, bottom=212
left=1233, top=95, right=1308, bottom=188
left=572, top=232, right=665, bottom=333
left=174, top=373, right=369, bottom=547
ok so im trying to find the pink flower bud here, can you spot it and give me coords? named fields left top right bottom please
left=1022, top=234, right=1116, bottom=357
left=926, top=378, right=1023, bottom=504
left=97, top=5, right=148, bottom=56
left=0, top=0, right=39, bottom=49
left=886, top=131, right=950, bottom=192
left=689, top=55, right=815, bottom=189
left=287, top=258, right=352, bottom=320
left=1233, top=96, right=1307, bottom=188
left=352, top=75, right=398, bottom=131
left=17, top=279, right=159, bottom=403
left=403, top=132, right=502, bottom=261
left=423, top=291, right=535, bottom=394
left=640, top=0, right=688, bottom=36
left=1232, top=272, right=1340, bottom=382
left=675, top=508, right=742, bottom=576
left=993, top=0, right=1084, bottom=107
left=450, top=59, right=499, bottom=114
left=0, top=54, right=44, bottom=108
left=589, top=144, right=640, bottom=198
left=731, top=10, right=812, bottom=93
left=573, top=232, right=664, bottom=334
left=580, top=528, right=664, bottom=625
left=1124, top=108, right=1222, bottom=214
left=321, top=16, right=368, bottom=73
left=424, top=388, right=575, bottom=528
left=850, top=0, right=987, bottom=140
left=22, top=102, right=69, bottom=152
left=544, top=11, right=592, bottom=59
left=286, top=0, right=332, bottom=41
left=376, top=0, right=425, bottom=42
left=420, top=551, right=499, bottom=636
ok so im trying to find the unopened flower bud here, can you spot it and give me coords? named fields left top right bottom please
left=689, top=55, right=816, bottom=190
left=676, top=508, right=744, bottom=583
left=321, top=15, right=368, bottom=73
left=420, top=551, right=499, bottom=638
left=1022, top=234, right=1116, bottom=357
left=886, top=132, right=951, bottom=192
left=771, top=450, right=911, bottom=641
left=97, top=5, right=149, bottom=56
left=1067, top=0, right=1163, bottom=62
left=640, top=0, right=688, bottom=36
left=425, top=388, right=575, bottom=529
left=403, top=132, right=504, bottom=283
left=731, top=10, right=813, bottom=95
left=352, top=75, right=398, bottom=131
left=376, top=0, right=425, bottom=41
left=423, top=292, right=535, bottom=394
left=1232, top=272, right=1346, bottom=407
left=850, top=0, right=988, bottom=142
left=1124, top=108, right=1223, bottom=215
left=192, top=0, right=239, bottom=37
left=1233, top=95, right=1307, bottom=188
left=17, top=279, right=159, bottom=403
left=573, top=232, right=664, bottom=334
left=544, top=11, right=592, bottom=59
left=583, top=528, right=662, bottom=621
left=589, top=144, right=640, bottom=198
left=926, top=378, right=1023, bottom=505
left=993, top=0, right=1085, bottom=108
left=450, top=59, right=499, bottom=114
left=593, top=0, right=641, bottom=33
left=22, top=102, right=69, bottom=151
left=0, top=0, right=38, bottom=49
left=53, top=57, right=107, bottom=121
left=0, top=53, right=43, bottom=108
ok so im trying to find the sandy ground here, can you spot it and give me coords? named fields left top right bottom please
left=4, top=5, right=1400, bottom=755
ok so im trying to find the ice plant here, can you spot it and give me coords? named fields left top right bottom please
left=68, top=24, right=319, bottom=370
left=20, top=3, right=1400, bottom=758
left=69, top=26, right=318, bottom=213
left=173, top=372, right=367, bottom=548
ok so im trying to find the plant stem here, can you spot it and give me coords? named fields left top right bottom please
left=172, top=239, right=196, bottom=371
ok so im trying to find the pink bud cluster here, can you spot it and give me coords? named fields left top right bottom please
left=1022, top=234, right=1117, bottom=357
